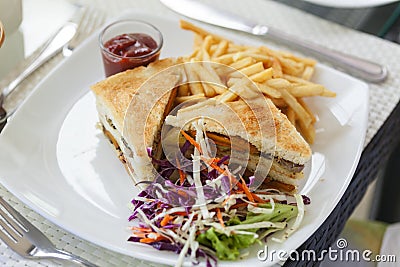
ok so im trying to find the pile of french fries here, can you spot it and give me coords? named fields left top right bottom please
left=177, top=20, right=336, bottom=144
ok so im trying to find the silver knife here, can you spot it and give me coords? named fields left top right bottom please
left=160, top=0, right=388, bottom=83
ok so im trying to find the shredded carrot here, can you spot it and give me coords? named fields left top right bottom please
left=179, top=169, right=186, bottom=185
left=177, top=189, right=189, bottom=198
left=228, top=173, right=239, bottom=193
left=221, top=195, right=231, bottom=207
left=160, top=214, right=174, bottom=227
left=139, top=234, right=167, bottom=243
left=131, top=227, right=153, bottom=232
left=131, top=233, right=148, bottom=238
left=180, top=130, right=203, bottom=153
left=251, top=193, right=267, bottom=203
left=200, top=156, right=226, bottom=175
left=210, top=163, right=226, bottom=174
left=238, top=176, right=255, bottom=203
left=216, top=208, right=225, bottom=227
left=175, top=158, right=186, bottom=185
left=210, top=157, right=220, bottom=165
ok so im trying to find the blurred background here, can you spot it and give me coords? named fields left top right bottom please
left=274, top=0, right=400, bottom=224
left=277, top=0, right=400, bottom=44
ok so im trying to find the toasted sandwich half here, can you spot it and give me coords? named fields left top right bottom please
left=165, top=98, right=311, bottom=194
left=91, top=58, right=182, bottom=186
left=91, top=58, right=311, bottom=194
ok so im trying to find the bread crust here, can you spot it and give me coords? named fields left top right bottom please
left=91, top=58, right=181, bottom=184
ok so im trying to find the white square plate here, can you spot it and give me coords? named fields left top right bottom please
left=0, top=11, right=368, bottom=266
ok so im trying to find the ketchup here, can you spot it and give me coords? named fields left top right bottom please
left=101, top=33, right=160, bottom=77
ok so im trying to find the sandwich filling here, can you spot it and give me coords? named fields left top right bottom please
left=91, top=58, right=311, bottom=193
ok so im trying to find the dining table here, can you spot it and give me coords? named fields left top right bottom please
left=1, top=0, right=400, bottom=266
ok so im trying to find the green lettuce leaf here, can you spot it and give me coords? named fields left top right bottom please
left=243, top=203, right=298, bottom=224
left=197, top=228, right=258, bottom=260
left=196, top=203, right=299, bottom=260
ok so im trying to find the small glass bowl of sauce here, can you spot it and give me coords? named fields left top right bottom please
left=99, top=20, right=163, bottom=77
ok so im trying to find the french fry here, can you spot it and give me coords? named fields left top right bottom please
left=195, top=62, right=227, bottom=95
left=202, top=83, right=216, bottom=97
left=227, top=77, right=241, bottom=88
left=241, top=84, right=261, bottom=100
left=321, top=89, right=337, bottom=97
left=179, top=20, right=337, bottom=144
left=270, top=98, right=287, bottom=108
left=266, top=78, right=291, bottom=89
left=201, top=36, right=213, bottom=61
left=297, top=119, right=315, bottom=144
left=180, top=20, right=223, bottom=41
left=193, top=34, right=203, bottom=49
left=233, top=52, right=271, bottom=63
left=230, top=62, right=264, bottom=77
left=202, top=35, right=214, bottom=52
left=278, top=88, right=313, bottom=128
left=231, top=78, right=263, bottom=98
left=282, top=74, right=313, bottom=84
left=280, top=57, right=304, bottom=77
left=286, top=107, right=296, bottom=125
left=179, top=98, right=217, bottom=113
left=227, top=44, right=246, bottom=53
left=175, top=94, right=206, bottom=104
left=297, top=98, right=316, bottom=124
left=209, top=44, right=217, bottom=55
left=279, top=51, right=317, bottom=66
left=212, top=40, right=229, bottom=58
left=216, top=78, right=252, bottom=102
left=177, top=84, right=190, bottom=96
left=249, top=67, right=273, bottom=83
left=184, top=64, right=204, bottom=95
left=201, top=48, right=211, bottom=61
left=302, top=66, right=314, bottom=80
left=216, top=90, right=238, bottom=102
left=187, top=82, right=204, bottom=95
left=289, top=84, right=325, bottom=97
left=271, top=57, right=283, bottom=78
left=229, top=57, right=255, bottom=70
left=189, top=48, right=201, bottom=60
left=256, top=83, right=282, bottom=98
left=214, top=54, right=235, bottom=65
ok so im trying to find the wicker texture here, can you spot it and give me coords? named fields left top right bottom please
left=285, top=102, right=400, bottom=266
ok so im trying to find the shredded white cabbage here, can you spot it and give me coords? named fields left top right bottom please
left=151, top=207, right=186, bottom=222
left=176, top=225, right=197, bottom=267
left=181, top=211, right=196, bottom=232
left=271, top=194, right=304, bottom=243
left=247, top=197, right=275, bottom=214
left=192, top=120, right=210, bottom=219
left=133, top=196, right=154, bottom=203
left=204, top=221, right=286, bottom=237
left=135, top=209, right=174, bottom=243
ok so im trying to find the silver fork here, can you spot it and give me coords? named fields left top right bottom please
left=0, top=197, right=98, bottom=266
left=63, top=7, right=107, bottom=57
